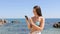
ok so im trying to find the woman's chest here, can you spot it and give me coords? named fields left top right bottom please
left=32, top=17, right=41, bottom=23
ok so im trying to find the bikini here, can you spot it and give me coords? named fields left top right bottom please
left=30, top=17, right=41, bottom=34
left=35, top=21, right=40, bottom=26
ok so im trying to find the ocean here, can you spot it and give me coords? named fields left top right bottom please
left=0, top=18, right=60, bottom=34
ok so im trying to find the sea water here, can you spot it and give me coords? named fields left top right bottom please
left=0, top=18, right=60, bottom=34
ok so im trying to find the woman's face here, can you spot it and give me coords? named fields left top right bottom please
left=33, top=9, right=38, bottom=16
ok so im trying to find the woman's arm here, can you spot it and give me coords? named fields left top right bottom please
left=39, top=17, right=45, bottom=31
left=30, top=17, right=45, bottom=31
left=26, top=19, right=31, bottom=29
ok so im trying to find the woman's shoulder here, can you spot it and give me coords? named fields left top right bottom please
left=39, top=16, right=45, bottom=20
left=39, top=16, right=45, bottom=22
left=39, top=16, right=44, bottom=18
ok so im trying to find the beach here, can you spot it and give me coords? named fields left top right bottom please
left=0, top=18, right=60, bottom=34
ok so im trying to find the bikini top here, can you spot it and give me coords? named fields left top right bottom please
left=31, top=17, right=42, bottom=27
left=35, top=21, right=40, bottom=26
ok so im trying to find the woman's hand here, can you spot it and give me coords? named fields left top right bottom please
left=25, top=18, right=31, bottom=29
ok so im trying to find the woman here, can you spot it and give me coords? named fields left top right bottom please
left=26, top=5, right=45, bottom=34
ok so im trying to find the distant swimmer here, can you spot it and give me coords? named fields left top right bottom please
left=53, top=22, right=60, bottom=28
left=0, top=19, right=7, bottom=25
left=11, top=20, right=21, bottom=23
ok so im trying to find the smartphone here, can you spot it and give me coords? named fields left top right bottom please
left=25, top=16, right=28, bottom=20
left=25, top=16, right=31, bottom=24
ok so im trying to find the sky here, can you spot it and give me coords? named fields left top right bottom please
left=0, top=0, right=60, bottom=18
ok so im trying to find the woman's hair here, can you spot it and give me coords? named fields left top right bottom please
left=33, top=5, right=42, bottom=16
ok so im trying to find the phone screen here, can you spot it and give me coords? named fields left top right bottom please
left=25, top=16, right=28, bottom=20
